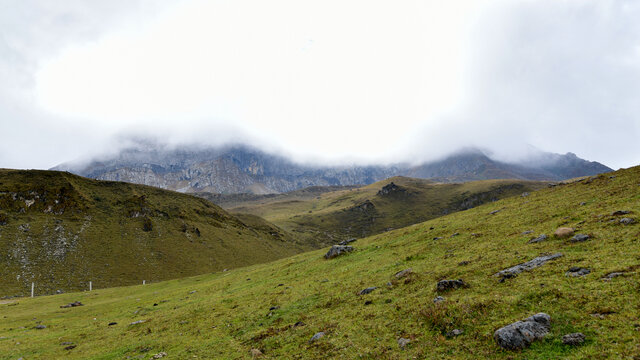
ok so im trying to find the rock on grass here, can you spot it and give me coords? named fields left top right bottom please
left=562, top=333, right=586, bottom=346
left=494, top=313, right=551, bottom=350
left=436, top=279, right=467, bottom=292
left=324, top=245, right=353, bottom=259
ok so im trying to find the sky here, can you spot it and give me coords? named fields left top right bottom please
left=1, top=0, right=639, bottom=169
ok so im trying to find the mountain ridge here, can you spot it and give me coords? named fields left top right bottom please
left=53, top=143, right=612, bottom=194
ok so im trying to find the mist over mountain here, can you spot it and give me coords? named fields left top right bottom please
left=54, top=142, right=612, bottom=194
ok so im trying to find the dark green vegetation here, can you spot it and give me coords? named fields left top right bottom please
left=1, top=166, right=637, bottom=358
left=218, top=176, right=547, bottom=245
left=0, top=169, right=303, bottom=297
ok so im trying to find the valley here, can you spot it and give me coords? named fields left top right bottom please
left=0, top=165, right=637, bottom=359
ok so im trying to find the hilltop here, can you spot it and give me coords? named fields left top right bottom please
left=206, top=176, right=548, bottom=245
left=1, top=165, right=637, bottom=358
left=53, top=143, right=612, bottom=194
left=0, top=169, right=303, bottom=297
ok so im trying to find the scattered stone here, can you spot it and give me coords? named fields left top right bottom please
left=55, top=290, right=63, bottom=294
left=494, top=313, right=551, bottom=350
left=579, top=202, right=586, bottom=206
left=436, top=279, right=467, bottom=292
left=35, top=324, right=46, bottom=330
left=108, top=322, right=117, bottom=326
left=61, top=342, right=73, bottom=345
left=554, top=227, right=575, bottom=238
left=602, top=272, right=625, bottom=280
left=494, top=253, right=563, bottom=278
left=189, top=290, right=197, bottom=294
left=620, top=218, right=635, bottom=225
left=446, top=329, right=463, bottom=337
left=269, top=306, right=280, bottom=311
left=397, top=337, right=411, bottom=348
left=562, top=332, right=586, bottom=346
left=359, top=287, right=377, bottom=295
left=64, top=345, right=77, bottom=351
left=394, top=268, right=413, bottom=279
left=308, top=332, right=325, bottom=343
left=458, top=260, right=470, bottom=266
left=566, top=267, right=590, bottom=277
left=324, top=245, right=353, bottom=259
left=489, top=210, right=501, bottom=215
left=522, top=230, right=534, bottom=235
left=433, top=237, right=443, bottom=240
left=293, top=321, right=305, bottom=327
left=528, top=234, right=548, bottom=244
left=60, top=301, right=84, bottom=308
left=521, top=192, right=529, bottom=197
left=250, top=348, right=263, bottom=357
left=152, top=352, right=167, bottom=359
left=570, top=234, right=590, bottom=243
left=129, top=320, right=146, bottom=325
left=338, top=238, right=356, bottom=246
left=433, top=296, right=445, bottom=304
left=498, top=273, right=517, bottom=283
left=450, top=232, right=459, bottom=237
left=364, top=300, right=373, bottom=305
left=611, top=210, right=630, bottom=216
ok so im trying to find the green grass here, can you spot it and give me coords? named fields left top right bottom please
left=0, top=169, right=304, bottom=297
left=222, top=176, right=548, bottom=246
left=0, top=167, right=638, bottom=358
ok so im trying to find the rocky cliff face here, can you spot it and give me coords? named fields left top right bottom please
left=53, top=144, right=612, bottom=194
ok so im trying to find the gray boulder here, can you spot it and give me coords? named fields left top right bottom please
left=528, top=234, right=548, bottom=244
left=570, top=234, right=590, bottom=243
left=436, top=279, right=467, bottom=292
left=494, top=253, right=563, bottom=278
left=338, top=238, right=356, bottom=245
left=359, top=287, right=377, bottom=295
left=324, top=245, right=353, bottom=259
left=562, top=332, right=586, bottom=346
left=309, top=332, right=325, bottom=343
left=397, top=337, right=411, bottom=348
left=494, top=313, right=551, bottom=350
left=394, top=268, right=413, bottom=279
left=620, top=218, right=635, bottom=225
left=566, top=267, right=590, bottom=277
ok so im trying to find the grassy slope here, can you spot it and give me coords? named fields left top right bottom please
left=0, top=167, right=638, bottom=359
left=0, top=170, right=303, bottom=297
left=224, top=176, right=548, bottom=245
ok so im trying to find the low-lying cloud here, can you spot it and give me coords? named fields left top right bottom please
left=1, top=0, right=639, bottom=169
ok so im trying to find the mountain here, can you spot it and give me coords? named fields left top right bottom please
left=0, top=169, right=303, bottom=297
left=53, top=143, right=612, bottom=194
left=205, top=176, right=548, bottom=245
left=4, top=165, right=637, bottom=359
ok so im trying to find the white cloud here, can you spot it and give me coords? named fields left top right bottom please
left=33, top=0, right=485, bottom=163
left=0, top=0, right=639, bottom=169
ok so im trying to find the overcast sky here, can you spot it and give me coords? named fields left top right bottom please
left=1, top=0, right=639, bottom=169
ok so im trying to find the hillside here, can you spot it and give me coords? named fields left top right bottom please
left=0, top=169, right=303, bottom=297
left=214, top=177, right=548, bottom=245
left=0, top=165, right=636, bottom=358
left=53, top=142, right=612, bottom=194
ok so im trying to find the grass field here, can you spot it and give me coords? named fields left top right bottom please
left=0, top=166, right=638, bottom=359
left=221, top=176, right=548, bottom=246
